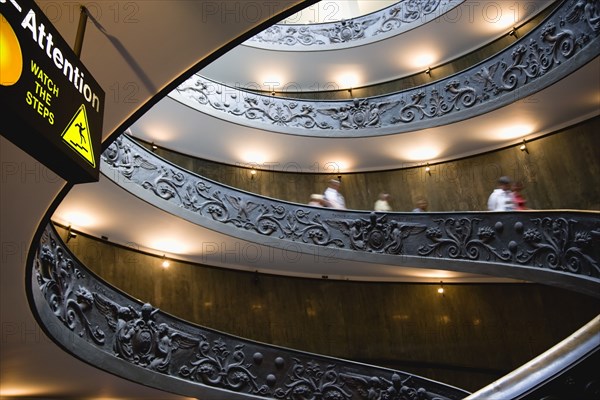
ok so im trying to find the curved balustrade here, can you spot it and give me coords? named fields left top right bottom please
left=102, top=135, right=600, bottom=298
left=466, top=315, right=600, bottom=400
left=172, top=0, right=600, bottom=137
left=244, top=0, right=464, bottom=50
left=29, top=223, right=471, bottom=399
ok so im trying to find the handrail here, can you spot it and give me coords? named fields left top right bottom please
left=244, top=0, right=465, bottom=50
left=102, top=135, right=600, bottom=298
left=29, top=222, right=471, bottom=399
left=171, top=0, right=599, bottom=137
left=466, top=314, right=600, bottom=400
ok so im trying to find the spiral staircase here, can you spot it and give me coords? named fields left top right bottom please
left=1, top=0, right=599, bottom=398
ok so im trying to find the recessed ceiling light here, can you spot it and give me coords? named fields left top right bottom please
left=411, top=53, right=437, bottom=69
left=337, top=72, right=360, bottom=90
left=490, top=123, right=534, bottom=140
left=61, top=211, right=96, bottom=228
left=150, top=238, right=187, bottom=254
left=402, top=146, right=442, bottom=161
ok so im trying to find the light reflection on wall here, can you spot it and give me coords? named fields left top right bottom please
left=488, top=123, right=535, bottom=140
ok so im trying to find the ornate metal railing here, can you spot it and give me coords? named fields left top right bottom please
left=29, top=222, right=471, bottom=399
left=244, top=0, right=464, bottom=50
left=102, top=135, right=600, bottom=298
left=172, top=0, right=600, bottom=137
left=466, top=315, right=600, bottom=400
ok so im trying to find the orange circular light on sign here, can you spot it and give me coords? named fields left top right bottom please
left=0, top=14, right=23, bottom=86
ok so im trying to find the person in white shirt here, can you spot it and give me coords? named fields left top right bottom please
left=374, top=193, right=392, bottom=212
left=487, top=176, right=514, bottom=211
left=323, top=179, right=346, bottom=209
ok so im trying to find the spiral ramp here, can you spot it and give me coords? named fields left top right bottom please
left=2, top=0, right=599, bottom=398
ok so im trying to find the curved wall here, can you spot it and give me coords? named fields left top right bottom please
left=58, top=225, right=600, bottom=392
left=141, top=116, right=600, bottom=211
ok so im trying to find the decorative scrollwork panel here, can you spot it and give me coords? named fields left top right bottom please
left=31, top=223, right=471, bottom=399
left=245, top=0, right=463, bottom=49
left=172, top=0, right=600, bottom=137
left=103, top=135, right=600, bottom=288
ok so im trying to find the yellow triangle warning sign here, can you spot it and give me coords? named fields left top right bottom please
left=61, top=104, right=95, bottom=168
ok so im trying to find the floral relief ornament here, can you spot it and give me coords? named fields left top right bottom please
left=517, top=217, right=599, bottom=276
left=36, top=233, right=106, bottom=345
